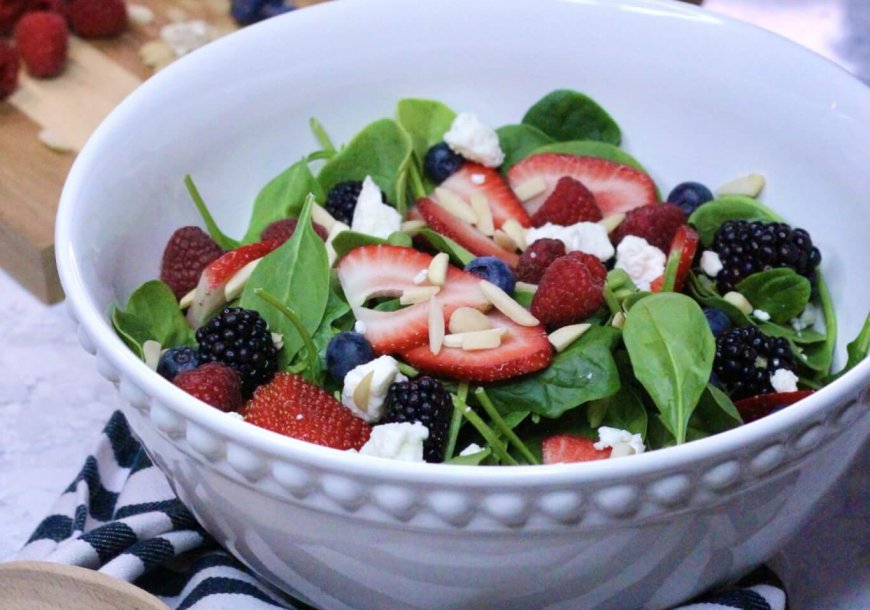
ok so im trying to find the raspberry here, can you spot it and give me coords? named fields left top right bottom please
left=711, top=220, right=821, bottom=293
left=173, top=362, right=243, bottom=412
left=530, top=177, right=602, bottom=227
left=196, top=307, right=279, bottom=396
left=611, top=203, right=687, bottom=252
left=0, top=0, right=27, bottom=35
left=531, top=251, right=607, bottom=328
left=67, top=0, right=127, bottom=38
left=160, top=226, right=225, bottom=299
left=260, top=217, right=328, bottom=243
left=515, top=238, right=566, bottom=284
left=382, top=376, right=452, bottom=463
left=0, top=40, right=19, bottom=100
left=713, top=326, right=796, bottom=400
left=13, top=11, right=68, bottom=78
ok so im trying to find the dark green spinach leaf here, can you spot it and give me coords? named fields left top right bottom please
left=522, top=89, right=621, bottom=144
left=736, top=269, right=811, bottom=323
left=496, top=124, right=554, bottom=172
left=688, top=196, right=782, bottom=246
left=396, top=98, right=456, bottom=161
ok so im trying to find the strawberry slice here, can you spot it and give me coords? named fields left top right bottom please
left=440, top=163, right=531, bottom=228
left=507, top=153, right=658, bottom=216
left=187, top=240, right=281, bottom=327
left=399, top=312, right=552, bottom=382
left=337, top=244, right=489, bottom=353
left=734, top=390, right=814, bottom=423
left=417, top=197, right=519, bottom=267
left=651, top=224, right=699, bottom=293
left=542, top=434, right=611, bottom=464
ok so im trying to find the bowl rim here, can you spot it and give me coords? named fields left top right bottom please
left=56, top=0, right=870, bottom=486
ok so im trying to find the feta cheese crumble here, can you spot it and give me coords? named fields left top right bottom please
left=700, top=250, right=723, bottom=277
left=525, top=222, right=615, bottom=261
left=351, top=176, right=402, bottom=239
left=614, top=236, right=666, bottom=291
left=770, top=368, right=799, bottom=393
left=753, top=309, right=771, bottom=322
left=791, top=304, right=818, bottom=332
left=359, top=422, right=429, bottom=462
left=341, top=355, right=408, bottom=422
left=353, top=320, right=367, bottom=334
left=594, top=426, right=646, bottom=457
left=443, top=113, right=505, bottom=167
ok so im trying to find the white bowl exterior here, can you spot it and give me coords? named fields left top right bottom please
left=57, top=0, right=870, bottom=608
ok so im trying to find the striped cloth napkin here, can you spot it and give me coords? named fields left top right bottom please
left=13, top=412, right=787, bottom=610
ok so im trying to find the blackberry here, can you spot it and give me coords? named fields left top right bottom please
left=196, top=307, right=278, bottom=396
left=424, top=142, right=465, bottom=184
left=712, top=220, right=821, bottom=293
left=713, top=326, right=796, bottom=399
left=325, top=180, right=387, bottom=225
left=382, top=376, right=452, bottom=463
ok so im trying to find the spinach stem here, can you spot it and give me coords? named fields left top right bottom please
left=396, top=361, right=418, bottom=378
left=306, top=150, right=337, bottom=162
left=474, top=387, right=539, bottom=465
left=462, top=406, right=519, bottom=466
left=814, top=273, right=837, bottom=379
left=445, top=390, right=466, bottom=462
left=407, top=160, right=428, bottom=200
left=183, top=175, right=239, bottom=251
left=603, top=285, right=621, bottom=316
left=309, top=117, right=336, bottom=152
left=254, top=288, right=317, bottom=378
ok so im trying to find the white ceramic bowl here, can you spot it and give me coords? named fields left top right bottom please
left=57, top=0, right=870, bottom=608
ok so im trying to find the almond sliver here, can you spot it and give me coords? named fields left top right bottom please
left=434, top=187, right=477, bottom=224
left=716, top=173, right=765, bottom=197
left=428, top=252, right=449, bottom=286
left=493, top=229, right=518, bottom=252
left=400, top=286, right=440, bottom=305
left=442, top=328, right=507, bottom=351
left=143, top=340, right=162, bottom=370
left=514, top=177, right=547, bottom=202
left=448, top=307, right=492, bottom=333
left=400, top=219, right=427, bottom=232
left=514, top=281, right=538, bottom=294
left=599, top=213, right=625, bottom=233
left=469, top=193, right=495, bottom=236
left=479, top=280, right=539, bottom=327
left=548, top=323, right=591, bottom=352
left=179, top=288, right=196, bottom=310
left=224, top=258, right=261, bottom=301
left=353, top=370, right=374, bottom=410
left=428, top=296, right=444, bottom=355
left=501, top=219, right=527, bottom=251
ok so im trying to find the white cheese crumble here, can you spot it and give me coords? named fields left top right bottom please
left=700, top=250, right=723, bottom=278
left=791, top=304, right=818, bottom=332
left=353, top=320, right=367, bottom=334
left=459, top=443, right=484, bottom=456
left=594, top=426, right=646, bottom=456
left=359, top=422, right=429, bottom=462
left=160, top=20, right=215, bottom=58
left=753, top=309, right=771, bottom=322
left=525, top=222, right=615, bottom=261
left=341, top=355, right=408, bottom=422
left=770, top=368, right=799, bottom=393
left=225, top=411, right=244, bottom=421
left=351, top=176, right=402, bottom=239
left=614, top=236, right=666, bottom=291
left=443, top=112, right=505, bottom=167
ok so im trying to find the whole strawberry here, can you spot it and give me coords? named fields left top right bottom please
left=611, top=203, right=686, bottom=252
left=531, top=251, right=606, bottom=328
left=244, top=373, right=372, bottom=451
left=530, top=176, right=602, bottom=227
left=13, top=10, right=68, bottom=78
left=160, top=226, right=225, bottom=299
left=260, top=218, right=328, bottom=243
left=515, top=238, right=566, bottom=284
left=0, top=40, right=19, bottom=100
left=67, top=0, right=127, bottom=38
left=174, top=362, right=244, bottom=412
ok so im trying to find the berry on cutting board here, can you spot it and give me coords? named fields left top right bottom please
left=530, top=176, right=602, bottom=227
left=666, top=181, right=713, bottom=216
left=464, top=256, right=516, bottom=294
left=0, top=40, right=19, bottom=100
left=173, top=362, right=244, bottom=413
left=160, top=226, right=225, bottom=299
left=542, top=434, right=611, bottom=464
left=382, top=376, right=452, bottom=463
left=157, top=346, right=200, bottom=381
left=326, top=331, right=376, bottom=383
left=531, top=251, right=607, bottom=328
left=67, top=0, right=127, bottom=38
left=515, top=238, right=567, bottom=284
left=611, top=202, right=687, bottom=252
left=424, top=141, right=465, bottom=184
left=13, top=10, right=68, bottom=78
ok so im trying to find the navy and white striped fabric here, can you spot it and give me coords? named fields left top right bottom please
left=13, top=412, right=787, bottom=610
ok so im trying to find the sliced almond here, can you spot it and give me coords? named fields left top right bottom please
left=312, top=203, right=337, bottom=233
left=513, top=177, right=547, bottom=202
left=724, top=291, right=754, bottom=315
left=548, top=323, right=591, bottom=352
left=224, top=258, right=260, bottom=301
left=493, top=229, right=518, bottom=252
left=326, top=221, right=350, bottom=266
left=400, top=286, right=440, bottom=305
left=443, top=328, right=507, bottom=350
left=434, top=187, right=477, bottom=224
left=599, top=213, right=626, bottom=233
left=449, top=307, right=492, bottom=334
left=428, top=252, right=449, bottom=286
left=501, top=219, right=528, bottom=251
left=716, top=173, right=765, bottom=197
left=413, top=269, right=429, bottom=285
left=143, top=340, right=162, bottom=370
left=611, top=311, right=626, bottom=329
left=514, top=281, right=538, bottom=294
left=479, top=280, right=539, bottom=327
left=353, top=370, right=375, bottom=410
left=179, top=288, right=196, bottom=310
left=128, top=3, right=155, bottom=26
left=429, top=297, right=444, bottom=355
left=469, top=193, right=495, bottom=236
left=400, top=219, right=427, bottom=232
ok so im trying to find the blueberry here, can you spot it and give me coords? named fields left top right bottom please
left=157, top=346, right=200, bottom=381
left=230, top=0, right=268, bottom=24
left=326, top=332, right=375, bottom=382
left=464, top=256, right=516, bottom=294
left=424, top=142, right=464, bottom=184
left=667, top=181, right=714, bottom=216
left=260, top=1, right=295, bottom=19
left=703, top=308, right=732, bottom=338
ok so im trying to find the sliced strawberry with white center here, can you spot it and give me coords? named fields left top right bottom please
left=651, top=224, right=699, bottom=293
left=735, top=390, right=813, bottom=423
left=508, top=153, right=658, bottom=217
left=417, top=197, right=519, bottom=267
left=399, top=312, right=551, bottom=382
left=337, top=245, right=489, bottom=353
left=542, top=434, right=612, bottom=464
left=187, top=240, right=281, bottom=327
left=440, top=163, right=531, bottom=229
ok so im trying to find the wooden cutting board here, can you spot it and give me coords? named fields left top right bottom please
left=0, top=0, right=324, bottom=303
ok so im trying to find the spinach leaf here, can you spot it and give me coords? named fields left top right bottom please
left=587, top=381, right=648, bottom=439
left=309, top=117, right=336, bottom=152
left=111, top=307, right=152, bottom=360
left=330, top=231, right=388, bottom=259
left=125, top=280, right=196, bottom=348
left=242, top=158, right=325, bottom=244
left=396, top=98, right=456, bottom=161
left=387, top=231, right=413, bottom=247
left=239, top=196, right=330, bottom=368
left=513, top=288, right=534, bottom=309
left=623, top=293, right=715, bottom=444
left=736, top=269, right=811, bottom=323
left=317, top=118, right=413, bottom=208
left=304, top=281, right=354, bottom=387
left=688, top=196, right=783, bottom=246
left=831, top=311, right=870, bottom=380
left=689, top=384, right=742, bottom=436
left=757, top=321, right=826, bottom=345
left=486, top=326, right=621, bottom=418
left=411, top=228, right=475, bottom=266
left=529, top=141, right=647, bottom=173
left=446, top=448, right=492, bottom=465
left=496, top=124, right=554, bottom=172
left=183, top=175, right=240, bottom=251
left=796, top=273, right=837, bottom=377
left=522, top=89, right=621, bottom=144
